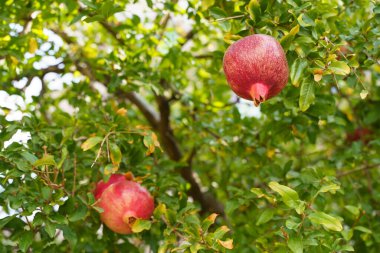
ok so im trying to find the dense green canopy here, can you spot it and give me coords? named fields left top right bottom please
left=0, top=0, right=379, bottom=252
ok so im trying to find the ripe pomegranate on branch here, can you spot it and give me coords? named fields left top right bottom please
left=223, top=34, right=289, bottom=106
left=94, top=174, right=155, bottom=234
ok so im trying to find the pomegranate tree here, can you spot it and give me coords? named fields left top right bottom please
left=94, top=174, right=155, bottom=234
left=223, top=34, right=289, bottom=106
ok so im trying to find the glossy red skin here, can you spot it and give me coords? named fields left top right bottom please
left=94, top=174, right=126, bottom=200
left=223, top=34, right=289, bottom=105
left=96, top=180, right=154, bottom=234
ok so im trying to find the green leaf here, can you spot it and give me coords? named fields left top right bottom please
left=18, top=230, right=34, bottom=252
left=340, top=245, right=355, bottom=252
left=354, top=226, right=372, bottom=234
left=201, top=0, right=215, bottom=11
left=20, top=152, right=38, bottom=164
left=100, top=2, right=123, bottom=18
left=213, top=225, right=230, bottom=240
left=288, top=235, right=303, bottom=253
left=280, top=25, right=300, bottom=51
left=61, top=225, right=77, bottom=247
left=248, top=0, right=261, bottom=22
left=329, top=61, right=350, bottom=75
left=251, top=188, right=265, bottom=197
left=131, top=219, right=152, bottom=233
left=70, top=13, right=86, bottom=25
left=0, top=215, right=15, bottom=229
left=80, top=0, right=97, bottom=9
left=268, top=182, right=299, bottom=209
left=297, top=13, right=315, bottom=27
left=45, top=220, right=56, bottom=238
left=256, top=209, right=274, bottom=225
left=209, top=7, right=227, bottom=20
left=81, top=136, right=103, bottom=151
left=84, top=15, right=104, bottom=23
left=290, top=59, right=308, bottom=87
left=299, top=80, right=315, bottom=112
left=344, top=205, right=360, bottom=216
left=110, top=143, right=122, bottom=165
left=69, top=204, right=88, bottom=222
left=308, top=211, right=343, bottom=231
left=225, top=200, right=241, bottom=215
left=286, top=216, right=302, bottom=230
left=57, top=147, right=68, bottom=169
left=33, top=154, right=56, bottom=167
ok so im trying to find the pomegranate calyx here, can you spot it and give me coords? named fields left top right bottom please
left=123, top=212, right=138, bottom=225
left=250, top=83, right=269, bottom=106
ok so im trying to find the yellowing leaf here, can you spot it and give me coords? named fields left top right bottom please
left=360, top=90, right=368, bottom=99
left=201, top=0, right=215, bottom=11
left=81, top=136, right=103, bottom=151
left=266, top=149, right=275, bottom=159
left=329, top=61, right=350, bottom=75
left=116, top=107, right=127, bottom=116
left=143, top=132, right=161, bottom=155
left=110, top=143, right=122, bottom=165
left=131, top=219, right=152, bottom=233
left=318, top=183, right=340, bottom=194
left=280, top=25, right=300, bottom=51
left=33, top=154, right=56, bottom=167
left=202, top=213, right=218, bottom=231
left=218, top=239, right=234, bottom=250
left=29, top=37, right=38, bottom=54
left=314, top=74, right=322, bottom=82
left=104, top=164, right=118, bottom=175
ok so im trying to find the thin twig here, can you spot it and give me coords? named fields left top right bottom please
left=210, top=14, right=246, bottom=23
left=72, top=153, right=77, bottom=197
left=337, top=163, right=380, bottom=178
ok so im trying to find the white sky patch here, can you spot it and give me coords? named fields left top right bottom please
left=25, top=77, right=42, bottom=103
left=12, top=77, right=28, bottom=89
left=4, top=129, right=31, bottom=148
left=236, top=98, right=262, bottom=118
left=0, top=91, right=26, bottom=110
left=5, top=110, right=23, bottom=121
left=44, top=28, right=64, bottom=51
left=58, top=99, right=75, bottom=114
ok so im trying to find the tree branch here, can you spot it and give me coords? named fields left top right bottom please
left=337, top=163, right=380, bottom=178
left=120, top=91, right=160, bottom=129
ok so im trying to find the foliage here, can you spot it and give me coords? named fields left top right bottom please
left=0, top=0, right=380, bottom=252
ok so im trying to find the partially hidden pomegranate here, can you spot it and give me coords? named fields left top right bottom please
left=94, top=174, right=155, bottom=234
left=346, top=128, right=372, bottom=144
left=223, top=34, right=289, bottom=106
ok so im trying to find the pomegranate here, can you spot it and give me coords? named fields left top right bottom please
left=223, top=34, right=289, bottom=106
left=346, top=128, right=372, bottom=144
left=94, top=174, right=155, bottom=234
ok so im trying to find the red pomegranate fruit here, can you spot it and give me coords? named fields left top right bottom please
left=223, top=34, right=289, bottom=106
left=94, top=174, right=155, bottom=234
left=346, top=128, right=372, bottom=144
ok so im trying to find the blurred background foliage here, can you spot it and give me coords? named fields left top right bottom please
left=0, top=0, right=379, bottom=252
